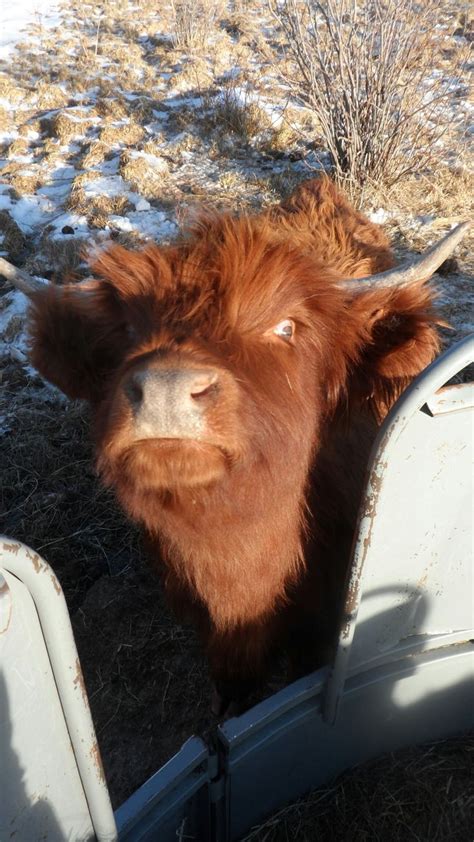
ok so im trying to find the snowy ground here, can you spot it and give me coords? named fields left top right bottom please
left=0, top=0, right=60, bottom=57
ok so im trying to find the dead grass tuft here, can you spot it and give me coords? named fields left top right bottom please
left=10, top=168, right=45, bottom=196
left=166, top=132, right=203, bottom=161
left=128, top=97, right=155, bottom=123
left=34, top=82, right=70, bottom=110
left=66, top=184, right=130, bottom=227
left=35, top=229, right=88, bottom=280
left=18, top=119, right=42, bottom=137
left=41, top=137, right=64, bottom=162
left=261, top=121, right=299, bottom=154
left=362, top=165, right=474, bottom=261
left=119, top=151, right=169, bottom=199
left=66, top=170, right=130, bottom=224
left=6, top=138, right=30, bottom=159
left=0, top=210, right=26, bottom=260
left=50, top=110, right=97, bottom=143
left=0, top=74, right=25, bottom=104
left=96, top=96, right=129, bottom=120
left=99, top=121, right=145, bottom=147
left=169, top=0, right=224, bottom=51
left=208, top=85, right=272, bottom=140
left=142, top=139, right=166, bottom=156
left=70, top=171, right=102, bottom=191
left=173, top=57, right=214, bottom=92
left=218, top=170, right=245, bottom=192
left=0, top=105, right=13, bottom=132
left=78, top=140, right=109, bottom=168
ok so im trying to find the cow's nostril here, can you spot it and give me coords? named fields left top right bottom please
left=125, top=375, right=144, bottom=407
left=191, top=383, right=217, bottom=400
left=190, top=373, right=219, bottom=401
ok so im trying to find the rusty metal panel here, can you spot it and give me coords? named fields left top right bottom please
left=0, top=540, right=117, bottom=841
left=325, top=334, right=474, bottom=723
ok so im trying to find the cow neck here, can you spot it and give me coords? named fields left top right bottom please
left=155, top=468, right=306, bottom=630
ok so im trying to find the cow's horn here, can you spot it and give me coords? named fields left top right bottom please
left=0, top=257, right=98, bottom=297
left=341, top=221, right=471, bottom=289
left=0, top=257, right=48, bottom=296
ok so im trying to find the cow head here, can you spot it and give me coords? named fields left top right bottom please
left=12, top=211, right=465, bottom=510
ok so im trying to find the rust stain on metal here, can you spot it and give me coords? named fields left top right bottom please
left=0, top=578, right=12, bottom=635
left=26, top=549, right=42, bottom=574
left=416, top=571, right=429, bottom=589
left=73, top=657, right=89, bottom=707
left=2, top=541, right=20, bottom=556
left=341, top=459, right=386, bottom=640
left=90, top=741, right=106, bottom=785
left=50, top=573, right=61, bottom=595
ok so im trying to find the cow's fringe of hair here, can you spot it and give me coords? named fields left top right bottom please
left=26, top=176, right=442, bottom=700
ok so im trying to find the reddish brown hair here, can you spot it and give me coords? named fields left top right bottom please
left=28, top=178, right=440, bottom=703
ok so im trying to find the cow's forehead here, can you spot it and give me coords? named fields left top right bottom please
left=93, top=216, right=322, bottom=334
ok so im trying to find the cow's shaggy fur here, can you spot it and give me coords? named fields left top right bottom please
left=28, top=178, right=440, bottom=704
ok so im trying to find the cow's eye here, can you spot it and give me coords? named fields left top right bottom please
left=273, top=319, right=295, bottom=342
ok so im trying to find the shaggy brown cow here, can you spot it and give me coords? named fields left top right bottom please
left=1, top=178, right=467, bottom=710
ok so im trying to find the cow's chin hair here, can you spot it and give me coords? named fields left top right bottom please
left=107, top=438, right=229, bottom=492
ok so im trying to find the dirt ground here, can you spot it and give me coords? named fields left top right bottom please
left=0, top=0, right=473, bottom=834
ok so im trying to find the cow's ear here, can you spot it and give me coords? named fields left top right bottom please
left=347, top=281, right=442, bottom=418
left=28, top=281, right=126, bottom=402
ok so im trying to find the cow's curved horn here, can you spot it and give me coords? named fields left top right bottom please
left=0, top=257, right=97, bottom=297
left=341, top=221, right=471, bottom=290
left=0, top=257, right=47, bottom=296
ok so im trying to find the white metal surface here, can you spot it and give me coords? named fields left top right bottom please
left=325, top=334, right=474, bottom=722
left=0, top=539, right=117, bottom=841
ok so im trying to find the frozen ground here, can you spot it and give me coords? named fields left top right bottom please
left=0, top=0, right=60, bottom=57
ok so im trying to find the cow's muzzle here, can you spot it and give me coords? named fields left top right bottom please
left=124, top=367, right=219, bottom=441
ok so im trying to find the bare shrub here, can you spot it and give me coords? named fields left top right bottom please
left=170, top=0, right=222, bottom=51
left=270, top=0, right=469, bottom=197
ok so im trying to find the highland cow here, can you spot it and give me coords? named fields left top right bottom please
left=1, top=178, right=467, bottom=711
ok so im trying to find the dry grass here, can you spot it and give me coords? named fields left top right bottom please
left=41, top=137, right=64, bottom=163
left=207, top=83, right=273, bottom=140
left=78, top=140, right=109, bottom=169
left=0, top=73, right=25, bottom=103
left=49, top=110, right=97, bottom=143
left=99, top=121, right=145, bottom=147
left=169, top=0, right=224, bottom=51
left=96, top=94, right=129, bottom=120
left=10, top=168, right=45, bottom=196
left=0, top=104, right=13, bottom=131
left=34, top=81, right=69, bottom=110
left=119, top=151, right=169, bottom=199
left=6, top=138, right=30, bottom=159
left=0, top=211, right=26, bottom=260
left=66, top=172, right=130, bottom=226
left=240, top=734, right=474, bottom=842
left=35, top=230, right=88, bottom=280
left=363, top=165, right=474, bottom=259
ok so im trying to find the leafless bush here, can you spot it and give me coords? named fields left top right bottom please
left=270, top=0, right=468, bottom=196
left=170, top=0, right=222, bottom=51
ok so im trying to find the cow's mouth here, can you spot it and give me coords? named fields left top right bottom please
left=117, top=436, right=231, bottom=491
